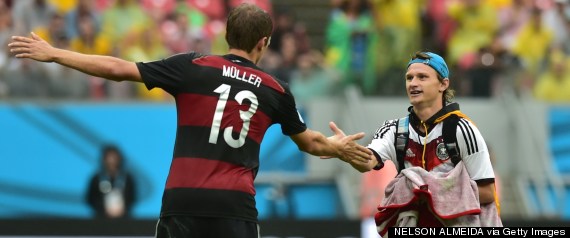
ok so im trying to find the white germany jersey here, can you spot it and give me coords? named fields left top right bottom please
left=367, top=117, right=495, bottom=182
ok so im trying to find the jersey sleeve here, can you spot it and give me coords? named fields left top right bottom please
left=367, top=119, right=398, bottom=170
left=136, top=52, right=201, bottom=95
left=275, top=86, right=307, bottom=135
left=456, top=118, right=495, bottom=182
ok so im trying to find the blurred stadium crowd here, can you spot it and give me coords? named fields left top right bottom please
left=1, top=0, right=570, bottom=103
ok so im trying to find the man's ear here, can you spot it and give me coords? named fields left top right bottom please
left=440, top=78, right=450, bottom=92
left=257, top=36, right=270, bottom=50
left=255, top=38, right=265, bottom=51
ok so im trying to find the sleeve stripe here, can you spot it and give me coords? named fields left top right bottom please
left=458, top=119, right=479, bottom=155
left=458, top=121, right=472, bottom=155
left=467, top=120, right=479, bottom=152
left=374, top=120, right=396, bottom=139
left=373, top=126, right=388, bottom=139
left=461, top=119, right=479, bottom=152
left=461, top=119, right=476, bottom=154
left=379, top=127, right=391, bottom=138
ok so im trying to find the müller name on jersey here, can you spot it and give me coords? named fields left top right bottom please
left=223, top=65, right=262, bottom=87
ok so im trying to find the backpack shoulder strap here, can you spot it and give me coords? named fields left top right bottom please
left=442, top=114, right=461, bottom=165
left=394, top=116, right=409, bottom=173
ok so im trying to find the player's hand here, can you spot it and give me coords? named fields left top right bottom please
left=320, top=121, right=347, bottom=159
left=325, top=121, right=372, bottom=163
left=8, top=32, right=56, bottom=62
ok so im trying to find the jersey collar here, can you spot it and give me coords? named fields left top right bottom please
left=224, top=54, right=258, bottom=68
left=408, top=102, right=462, bottom=129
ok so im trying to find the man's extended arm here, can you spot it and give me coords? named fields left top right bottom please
left=9, top=32, right=142, bottom=82
left=290, top=122, right=372, bottom=164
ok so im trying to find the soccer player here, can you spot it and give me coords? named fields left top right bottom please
left=9, top=3, right=372, bottom=238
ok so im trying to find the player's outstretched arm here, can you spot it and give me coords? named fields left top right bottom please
left=290, top=121, right=372, bottom=164
left=325, top=122, right=378, bottom=172
left=9, top=32, right=142, bottom=82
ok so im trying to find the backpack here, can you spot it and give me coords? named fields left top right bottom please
left=394, top=114, right=461, bottom=173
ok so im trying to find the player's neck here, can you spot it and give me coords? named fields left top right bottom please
left=412, top=103, right=443, bottom=123
left=228, top=49, right=258, bottom=64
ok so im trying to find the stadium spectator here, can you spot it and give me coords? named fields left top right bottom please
left=32, top=12, right=91, bottom=98
left=268, top=6, right=294, bottom=53
left=512, top=6, right=554, bottom=91
left=0, top=0, right=28, bottom=98
left=463, top=36, right=511, bottom=98
left=275, top=32, right=298, bottom=83
left=9, top=3, right=372, bottom=237
left=324, top=0, right=379, bottom=95
left=12, top=0, right=56, bottom=36
left=291, top=21, right=311, bottom=55
left=543, top=0, right=570, bottom=52
left=68, top=14, right=111, bottom=99
left=33, top=13, right=68, bottom=49
left=496, top=0, right=532, bottom=52
left=86, top=145, right=137, bottom=219
left=534, top=48, right=570, bottom=102
left=161, top=11, right=208, bottom=54
left=70, top=14, right=111, bottom=55
left=99, top=0, right=148, bottom=52
left=289, top=50, right=338, bottom=106
left=371, top=0, right=422, bottom=96
left=4, top=0, right=569, bottom=102
left=4, top=0, right=570, bottom=103
left=174, top=0, right=208, bottom=31
left=422, top=0, right=455, bottom=55
left=65, top=0, right=101, bottom=40
left=446, top=0, right=498, bottom=70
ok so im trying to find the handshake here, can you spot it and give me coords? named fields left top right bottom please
left=321, top=121, right=376, bottom=172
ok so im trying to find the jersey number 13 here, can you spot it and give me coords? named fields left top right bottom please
left=208, top=84, right=259, bottom=148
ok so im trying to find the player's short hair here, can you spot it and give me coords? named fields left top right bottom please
left=226, top=3, right=273, bottom=53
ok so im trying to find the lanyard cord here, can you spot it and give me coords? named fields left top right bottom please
left=421, top=121, right=428, bottom=169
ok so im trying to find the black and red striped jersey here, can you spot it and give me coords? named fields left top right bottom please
left=136, top=53, right=307, bottom=222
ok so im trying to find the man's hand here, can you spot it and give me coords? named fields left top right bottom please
left=8, top=32, right=142, bottom=82
left=347, top=157, right=374, bottom=173
left=9, top=32, right=57, bottom=62
left=326, top=121, right=372, bottom=164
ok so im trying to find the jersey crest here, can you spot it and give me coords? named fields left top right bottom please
left=436, top=142, right=449, bottom=161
